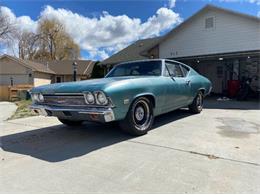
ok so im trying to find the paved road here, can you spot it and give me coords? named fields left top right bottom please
left=0, top=102, right=17, bottom=122
left=0, top=100, right=260, bottom=193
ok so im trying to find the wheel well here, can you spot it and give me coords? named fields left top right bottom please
left=199, top=89, right=206, bottom=96
left=133, top=95, right=156, bottom=108
left=143, top=95, right=156, bottom=108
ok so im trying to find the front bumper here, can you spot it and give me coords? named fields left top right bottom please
left=30, top=104, right=115, bottom=122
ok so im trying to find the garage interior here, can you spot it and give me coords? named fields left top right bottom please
left=176, top=50, right=260, bottom=97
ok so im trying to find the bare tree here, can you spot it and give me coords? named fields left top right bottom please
left=0, top=7, right=18, bottom=55
left=0, top=7, right=17, bottom=43
left=35, top=18, right=80, bottom=60
left=18, top=31, right=40, bottom=60
left=0, top=13, right=80, bottom=60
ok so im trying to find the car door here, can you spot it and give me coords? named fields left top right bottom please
left=179, top=64, right=193, bottom=104
left=164, top=61, right=191, bottom=109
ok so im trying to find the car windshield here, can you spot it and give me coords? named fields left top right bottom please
left=106, top=61, right=162, bottom=77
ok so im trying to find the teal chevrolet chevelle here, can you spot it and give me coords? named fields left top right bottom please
left=30, top=59, right=212, bottom=135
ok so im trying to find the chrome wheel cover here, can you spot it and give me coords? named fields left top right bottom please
left=196, top=93, right=203, bottom=110
left=132, top=100, right=152, bottom=131
left=135, top=106, right=145, bottom=121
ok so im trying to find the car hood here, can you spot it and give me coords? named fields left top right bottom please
left=31, top=76, right=156, bottom=94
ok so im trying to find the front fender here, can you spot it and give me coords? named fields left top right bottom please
left=103, top=77, right=167, bottom=120
left=105, top=89, right=158, bottom=120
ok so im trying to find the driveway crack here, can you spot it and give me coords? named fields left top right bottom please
left=127, top=140, right=260, bottom=167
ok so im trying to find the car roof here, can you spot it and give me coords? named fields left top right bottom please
left=117, top=59, right=162, bottom=65
left=116, top=59, right=189, bottom=68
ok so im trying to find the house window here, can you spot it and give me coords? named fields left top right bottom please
left=56, top=76, right=62, bottom=83
left=205, top=17, right=214, bottom=29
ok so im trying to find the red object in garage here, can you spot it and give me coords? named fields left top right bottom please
left=227, top=80, right=240, bottom=98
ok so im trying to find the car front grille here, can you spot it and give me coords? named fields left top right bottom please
left=43, top=94, right=86, bottom=106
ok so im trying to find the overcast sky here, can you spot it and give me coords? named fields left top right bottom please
left=0, top=0, right=259, bottom=60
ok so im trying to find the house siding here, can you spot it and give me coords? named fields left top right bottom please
left=52, top=75, right=88, bottom=83
left=159, top=9, right=260, bottom=58
left=0, top=74, right=33, bottom=85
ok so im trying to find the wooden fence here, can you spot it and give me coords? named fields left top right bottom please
left=0, top=84, right=33, bottom=101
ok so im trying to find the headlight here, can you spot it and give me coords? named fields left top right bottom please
left=95, top=91, right=108, bottom=105
left=38, top=93, right=44, bottom=102
left=84, top=92, right=95, bottom=104
left=31, top=93, right=38, bottom=102
left=31, top=93, right=44, bottom=103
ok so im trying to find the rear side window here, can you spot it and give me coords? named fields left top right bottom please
left=165, top=62, right=184, bottom=77
left=180, top=65, right=190, bottom=77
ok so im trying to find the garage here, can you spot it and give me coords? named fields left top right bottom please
left=177, top=51, right=260, bottom=95
left=158, top=5, right=260, bottom=95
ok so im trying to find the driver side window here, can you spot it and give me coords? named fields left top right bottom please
left=165, top=62, right=184, bottom=77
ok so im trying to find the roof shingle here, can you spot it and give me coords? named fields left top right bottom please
left=0, top=55, right=95, bottom=76
left=0, top=54, right=55, bottom=74
left=42, top=60, right=95, bottom=76
left=101, top=37, right=162, bottom=65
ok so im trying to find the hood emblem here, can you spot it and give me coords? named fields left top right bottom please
left=56, top=100, right=66, bottom=104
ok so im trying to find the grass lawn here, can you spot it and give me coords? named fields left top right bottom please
left=9, top=100, right=38, bottom=120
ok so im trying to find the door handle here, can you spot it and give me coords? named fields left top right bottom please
left=186, top=80, right=191, bottom=85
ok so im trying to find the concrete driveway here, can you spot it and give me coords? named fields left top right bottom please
left=0, top=99, right=260, bottom=193
left=0, top=102, right=17, bottom=122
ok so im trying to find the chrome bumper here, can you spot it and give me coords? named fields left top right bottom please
left=30, top=104, right=115, bottom=122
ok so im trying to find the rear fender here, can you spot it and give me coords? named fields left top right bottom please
left=197, top=87, right=206, bottom=96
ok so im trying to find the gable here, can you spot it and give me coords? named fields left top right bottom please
left=0, top=55, right=55, bottom=74
left=0, top=56, right=32, bottom=74
left=159, top=7, right=260, bottom=58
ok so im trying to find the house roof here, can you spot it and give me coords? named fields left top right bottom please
left=101, top=37, right=162, bottom=65
left=42, top=60, right=95, bottom=76
left=0, top=54, right=95, bottom=76
left=0, top=54, right=55, bottom=74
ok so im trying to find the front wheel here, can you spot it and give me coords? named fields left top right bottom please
left=119, top=97, right=154, bottom=136
left=58, top=118, right=83, bottom=126
left=189, top=91, right=204, bottom=114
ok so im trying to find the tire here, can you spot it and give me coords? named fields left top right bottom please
left=58, top=118, right=83, bottom=126
left=119, top=97, right=154, bottom=136
left=189, top=91, right=204, bottom=114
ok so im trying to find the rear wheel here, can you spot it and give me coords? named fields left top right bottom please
left=119, top=97, right=154, bottom=136
left=189, top=91, right=204, bottom=114
left=58, top=118, right=83, bottom=126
